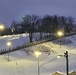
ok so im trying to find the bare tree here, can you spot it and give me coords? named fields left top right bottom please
left=22, top=14, right=40, bottom=43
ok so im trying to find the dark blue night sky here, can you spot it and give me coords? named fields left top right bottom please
left=0, top=0, right=76, bottom=26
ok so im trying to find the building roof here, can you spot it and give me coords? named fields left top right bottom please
left=51, top=71, right=64, bottom=75
left=69, top=71, right=76, bottom=75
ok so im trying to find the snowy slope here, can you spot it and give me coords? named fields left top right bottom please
left=0, top=33, right=29, bottom=50
left=0, top=33, right=76, bottom=75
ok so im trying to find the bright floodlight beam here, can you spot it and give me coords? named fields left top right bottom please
left=35, top=51, right=41, bottom=75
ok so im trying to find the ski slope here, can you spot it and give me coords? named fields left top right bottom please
left=0, top=33, right=76, bottom=75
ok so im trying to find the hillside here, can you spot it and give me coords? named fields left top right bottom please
left=0, top=33, right=76, bottom=75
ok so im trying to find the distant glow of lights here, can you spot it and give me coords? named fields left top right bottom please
left=23, top=16, right=25, bottom=18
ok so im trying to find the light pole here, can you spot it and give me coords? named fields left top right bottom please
left=57, top=30, right=64, bottom=48
left=64, top=51, right=69, bottom=75
left=57, top=51, right=69, bottom=75
left=6, top=41, right=12, bottom=61
left=35, top=51, right=41, bottom=75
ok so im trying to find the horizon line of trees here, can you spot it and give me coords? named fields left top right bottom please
left=1, top=14, right=76, bottom=42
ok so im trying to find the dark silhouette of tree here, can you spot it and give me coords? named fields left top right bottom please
left=66, top=16, right=75, bottom=33
left=11, top=21, right=18, bottom=34
left=8, top=14, right=76, bottom=41
left=22, top=14, right=40, bottom=43
left=42, top=15, right=53, bottom=33
left=52, top=15, right=59, bottom=33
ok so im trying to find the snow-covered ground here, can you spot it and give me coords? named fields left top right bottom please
left=0, top=33, right=76, bottom=75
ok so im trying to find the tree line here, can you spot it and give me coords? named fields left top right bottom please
left=1, top=14, right=76, bottom=42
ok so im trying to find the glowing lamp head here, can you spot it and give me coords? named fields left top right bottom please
left=0, top=24, right=4, bottom=30
left=35, top=51, right=41, bottom=57
left=57, top=31, right=64, bottom=37
left=57, top=55, right=61, bottom=59
left=7, top=42, right=12, bottom=46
